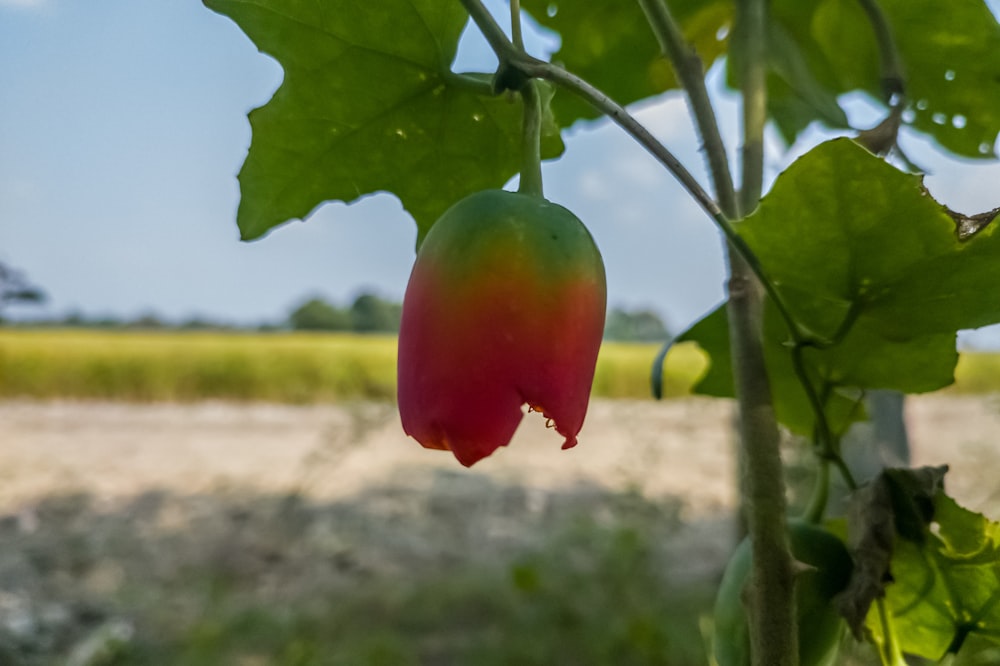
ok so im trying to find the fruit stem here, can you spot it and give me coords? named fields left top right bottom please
left=518, top=80, right=544, bottom=197
left=505, top=0, right=544, bottom=197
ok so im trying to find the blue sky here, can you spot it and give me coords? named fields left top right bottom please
left=2, top=0, right=999, bottom=342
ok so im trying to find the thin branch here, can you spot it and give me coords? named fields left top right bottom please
left=462, top=0, right=513, bottom=57
left=510, top=0, right=524, bottom=50
left=529, top=59, right=726, bottom=220
left=854, top=0, right=906, bottom=155
left=636, top=0, right=737, bottom=219
left=856, top=0, right=905, bottom=104
left=737, top=0, right=767, bottom=212
left=505, top=0, right=542, bottom=196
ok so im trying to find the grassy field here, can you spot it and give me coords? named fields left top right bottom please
left=0, top=329, right=706, bottom=403
left=0, top=328, right=997, bottom=403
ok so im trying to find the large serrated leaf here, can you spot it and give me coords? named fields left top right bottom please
left=520, top=0, right=731, bottom=127
left=204, top=0, right=564, bottom=241
left=739, top=140, right=971, bottom=397
left=673, top=139, right=1000, bottom=435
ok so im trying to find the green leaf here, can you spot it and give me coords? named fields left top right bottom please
left=673, top=300, right=867, bottom=437
left=204, top=0, right=564, bottom=241
left=520, top=0, right=731, bottom=127
left=675, top=139, right=1000, bottom=435
left=741, top=139, right=967, bottom=392
left=878, top=0, right=1000, bottom=157
left=749, top=0, right=1000, bottom=157
left=743, top=139, right=1000, bottom=343
left=675, top=304, right=731, bottom=397
left=868, top=213, right=1000, bottom=339
left=869, top=493, right=1000, bottom=660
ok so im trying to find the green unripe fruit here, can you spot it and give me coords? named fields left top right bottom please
left=712, top=521, right=854, bottom=666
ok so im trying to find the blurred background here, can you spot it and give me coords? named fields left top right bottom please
left=2, top=1, right=1000, bottom=664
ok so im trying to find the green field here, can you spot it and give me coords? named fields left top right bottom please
left=0, top=329, right=705, bottom=403
left=1, top=329, right=996, bottom=403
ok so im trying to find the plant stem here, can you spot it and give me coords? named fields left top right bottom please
left=732, top=0, right=798, bottom=664
left=640, top=0, right=862, bottom=502
left=875, top=597, right=907, bottom=666
left=853, top=0, right=905, bottom=154
left=802, top=458, right=830, bottom=523
left=510, top=0, right=524, bottom=50
left=728, top=263, right=797, bottom=666
left=518, top=80, right=544, bottom=197
left=636, top=0, right=737, bottom=219
left=504, top=0, right=544, bottom=197
left=856, top=0, right=904, bottom=104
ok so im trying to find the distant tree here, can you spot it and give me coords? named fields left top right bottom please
left=180, top=316, right=229, bottom=331
left=289, top=297, right=351, bottom=331
left=350, top=291, right=402, bottom=333
left=0, top=262, right=45, bottom=313
left=88, top=315, right=125, bottom=329
left=62, top=311, right=86, bottom=327
left=128, top=312, right=166, bottom=329
left=603, top=307, right=669, bottom=342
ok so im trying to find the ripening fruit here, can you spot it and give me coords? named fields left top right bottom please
left=712, top=521, right=854, bottom=666
left=397, top=189, right=607, bottom=467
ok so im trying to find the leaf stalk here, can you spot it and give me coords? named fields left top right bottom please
left=518, top=80, right=544, bottom=197
left=636, top=0, right=737, bottom=218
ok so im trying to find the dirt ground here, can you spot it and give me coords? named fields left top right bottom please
left=1, top=395, right=998, bottom=663
left=2, top=395, right=998, bottom=516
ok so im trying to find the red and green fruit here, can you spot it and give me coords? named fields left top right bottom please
left=397, top=189, right=607, bottom=467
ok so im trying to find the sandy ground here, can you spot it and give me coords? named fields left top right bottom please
left=1, top=396, right=998, bottom=662
left=1, top=395, right=998, bottom=515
